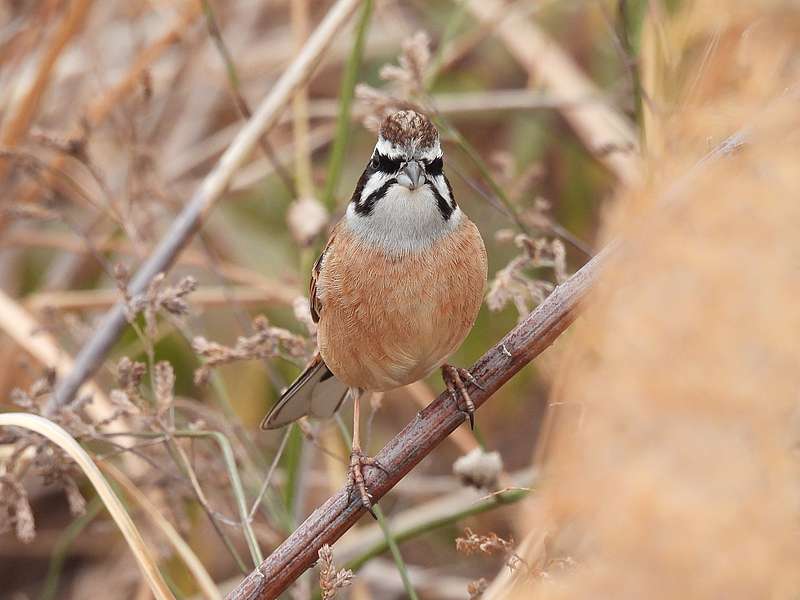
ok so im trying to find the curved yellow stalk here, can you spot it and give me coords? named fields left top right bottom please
left=0, top=413, right=174, bottom=600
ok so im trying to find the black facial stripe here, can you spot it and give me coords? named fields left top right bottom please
left=349, top=169, right=369, bottom=205
left=354, top=177, right=397, bottom=216
left=425, top=156, right=443, bottom=176
left=372, top=151, right=402, bottom=174
left=426, top=179, right=455, bottom=221
left=443, top=174, right=457, bottom=209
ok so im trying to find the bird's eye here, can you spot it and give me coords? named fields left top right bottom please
left=425, top=156, right=444, bottom=176
left=370, top=153, right=402, bottom=173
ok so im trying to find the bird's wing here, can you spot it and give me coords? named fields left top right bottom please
left=309, top=225, right=338, bottom=324
left=260, top=353, right=349, bottom=429
left=262, top=227, right=347, bottom=429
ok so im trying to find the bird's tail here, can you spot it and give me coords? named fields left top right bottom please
left=260, top=353, right=349, bottom=429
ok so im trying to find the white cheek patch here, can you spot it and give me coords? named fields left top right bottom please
left=362, top=170, right=393, bottom=197
left=430, top=174, right=452, bottom=205
left=345, top=184, right=462, bottom=254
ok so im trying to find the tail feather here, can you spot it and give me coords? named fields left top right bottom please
left=260, top=354, right=348, bottom=429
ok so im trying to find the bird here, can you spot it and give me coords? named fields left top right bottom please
left=261, top=109, right=487, bottom=514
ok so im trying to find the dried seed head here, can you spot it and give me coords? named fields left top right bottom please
left=0, top=477, right=35, bottom=544
left=123, top=273, right=197, bottom=337
left=318, top=544, right=353, bottom=599
left=453, top=448, right=503, bottom=489
left=456, top=528, right=514, bottom=557
left=467, top=577, right=489, bottom=599
left=486, top=236, right=570, bottom=319
left=287, top=197, right=328, bottom=247
left=193, top=315, right=310, bottom=385
left=114, top=263, right=131, bottom=289
left=14, top=489, right=35, bottom=544
left=380, top=31, right=431, bottom=95
left=117, top=357, right=146, bottom=391
left=158, top=276, right=197, bottom=317
left=153, top=361, right=175, bottom=417
left=63, top=476, right=86, bottom=516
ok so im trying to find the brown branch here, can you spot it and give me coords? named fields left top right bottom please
left=46, top=0, right=364, bottom=414
left=225, top=243, right=612, bottom=600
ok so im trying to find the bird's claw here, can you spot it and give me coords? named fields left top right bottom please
left=442, top=364, right=480, bottom=430
left=346, top=448, right=380, bottom=517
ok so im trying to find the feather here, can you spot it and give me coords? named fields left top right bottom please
left=260, top=354, right=349, bottom=429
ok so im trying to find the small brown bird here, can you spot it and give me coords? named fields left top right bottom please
left=261, top=110, right=487, bottom=512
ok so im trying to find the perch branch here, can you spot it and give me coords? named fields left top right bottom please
left=47, top=0, right=363, bottom=413
left=225, top=243, right=612, bottom=600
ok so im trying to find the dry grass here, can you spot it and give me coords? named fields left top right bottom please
left=5, top=0, right=792, bottom=598
left=494, top=2, right=800, bottom=598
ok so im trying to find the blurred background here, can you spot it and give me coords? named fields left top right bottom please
left=2, top=0, right=797, bottom=599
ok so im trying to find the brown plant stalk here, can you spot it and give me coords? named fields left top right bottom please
left=225, top=243, right=609, bottom=600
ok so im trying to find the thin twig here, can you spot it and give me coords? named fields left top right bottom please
left=290, top=0, right=314, bottom=199
left=341, top=476, right=532, bottom=572
left=48, top=0, right=364, bottom=413
left=200, top=0, right=297, bottom=197
left=321, top=0, right=373, bottom=209
left=2, top=229, right=280, bottom=289
left=25, top=285, right=296, bottom=312
left=249, top=427, right=292, bottom=522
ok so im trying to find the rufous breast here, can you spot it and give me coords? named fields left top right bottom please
left=316, top=218, right=487, bottom=391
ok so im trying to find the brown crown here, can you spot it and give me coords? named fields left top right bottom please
left=379, top=110, right=439, bottom=149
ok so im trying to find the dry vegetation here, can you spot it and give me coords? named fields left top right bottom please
left=487, top=1, right=800, bottom=598
left=1, top=0, right=797, bottom=599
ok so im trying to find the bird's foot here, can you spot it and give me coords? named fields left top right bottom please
left=346, top=448, right=382, bottom=518
left=442, top=364, right=483, bottom=430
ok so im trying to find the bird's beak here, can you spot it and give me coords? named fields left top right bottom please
left=397, top=160, right=426, bottom=190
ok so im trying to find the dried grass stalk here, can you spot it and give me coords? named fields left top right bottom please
left=0, top=413, right=174, bottom=600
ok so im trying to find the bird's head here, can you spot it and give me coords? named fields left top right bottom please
left=346, top=110, right=460, bottom=252
left=375, top=110, right=441, bottom=190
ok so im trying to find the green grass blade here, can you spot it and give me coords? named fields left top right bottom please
left=372, top=504, right=420, bottom=600
left=321, top=0, right=374, bottom=209
left=40, top=497, right=104, bottom=600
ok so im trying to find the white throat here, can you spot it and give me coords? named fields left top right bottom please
left=345, top=183, right=461, bottom=254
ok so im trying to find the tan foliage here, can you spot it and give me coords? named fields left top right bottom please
left=498, top=2, right=800, bottom=599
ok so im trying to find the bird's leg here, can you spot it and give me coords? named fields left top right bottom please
left=441, top=364, right=484, bottom=429
left=346, top=388, right=380, bottom=518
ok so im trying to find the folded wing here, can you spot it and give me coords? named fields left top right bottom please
left=260, top=353, right=349, bottom=429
